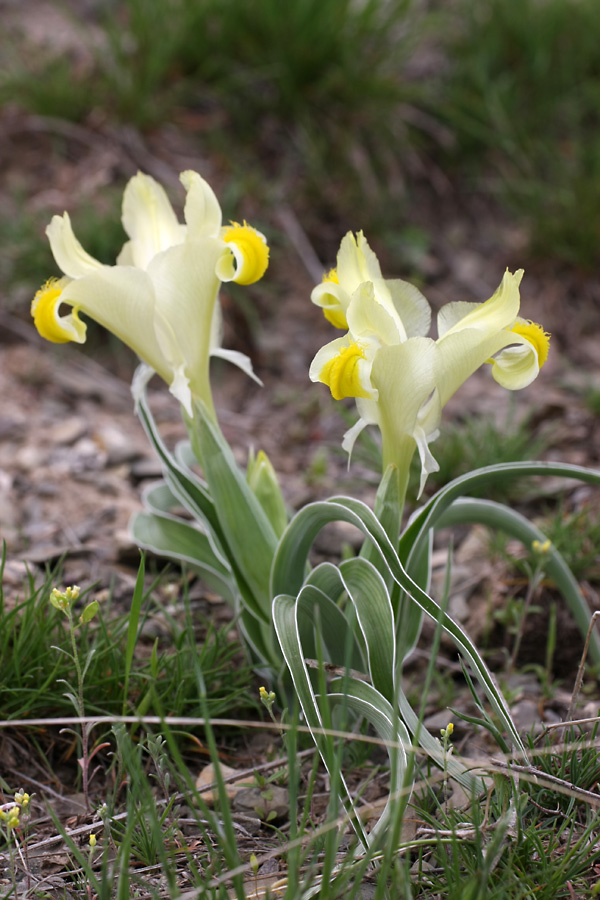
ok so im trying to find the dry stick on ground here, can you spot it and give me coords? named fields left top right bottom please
left=489, top=757, right=600, bottom=809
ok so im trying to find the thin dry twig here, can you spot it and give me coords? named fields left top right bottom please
left=489, top=757, right=600, bottom=808
left=567, top=609, right=600, bottom=723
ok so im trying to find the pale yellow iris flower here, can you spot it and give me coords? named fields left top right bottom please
left=31, top=171, right=269, bottom=417
left=310, top=233, right=550, bottom=497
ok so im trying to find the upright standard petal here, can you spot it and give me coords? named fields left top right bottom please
left=180, top=170, right=222, bottom=239
left=120, top=172, right=185, bottom=269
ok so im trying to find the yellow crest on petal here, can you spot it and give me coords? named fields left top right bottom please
left=323, top=307, right=348, bottom=329
left=510, top=319, right=550, bottom=367
left=319, top=342, right=371, bottom=401
left=323, top=267, right=339, bottom=284
left=222, top=221, right=269, bottom=285
left=31, top=277, right=86, bottom=344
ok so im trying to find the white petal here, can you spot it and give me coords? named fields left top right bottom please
left=168, top=363, right=193, bottom=417
left=116, top=240, right=135, bottom=266
left=371, top=338, right=439, bottom=484
left=146, top=238, right=224, bottom=400
left=121, top=172, right=185, bottom=269
left=413, top=424, right=440, bottom=498
left=211, top=347, right=263, bottom=385
left=387, top=279, right=432, bottom=337
left=491, top=337, right=539, bottom=390
left=59, top=266, right=168, bottom=378
left=336, top=231, right=383, bottom=294
left=214, top=246, right=238, bottom=283
left=437, top=300, right=480, bottom=337
left=180, top=170, right=222, bottom=239
left=46, top=213, right=103, bottom=278
left=434, top=327, right=518, bottom=407
left=439, top=269, right=523, bottom=339
left=309, top=334, right=353, bottom=383
left=341, top=417, right=369, bottom=462
left=347, top=282, right=403, bottom=346
left=311, top=279, right=352, bottom=319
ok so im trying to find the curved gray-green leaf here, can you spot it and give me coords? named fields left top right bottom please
left=130, top=510, right=235, bottom=604
left=436, top=496, right=600, bottom=664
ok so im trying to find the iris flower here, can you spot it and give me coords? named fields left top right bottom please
left=310, top=233, right=550, bottom=497
left=31, top=171, right=269, bottom=417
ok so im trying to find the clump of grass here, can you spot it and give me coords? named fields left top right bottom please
left=3, top=541, right=600, bottom=898
left=0, top=553, right=254, bottom=724
left=539, top=501, right=600, bottom=583
left=441, top=0, right=600, bottom=267
left=419, top=407, right=548, bottom=500
left=2, top=0, right=429, bottom=242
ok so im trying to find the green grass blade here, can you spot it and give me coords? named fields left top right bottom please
left=122, top=553, right=145, bottom=716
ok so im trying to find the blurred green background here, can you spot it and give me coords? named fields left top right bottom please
left=2, top=0, right=600, bottom=308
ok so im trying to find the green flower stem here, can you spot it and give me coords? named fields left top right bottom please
left=64, top=605, right=92, bottom=815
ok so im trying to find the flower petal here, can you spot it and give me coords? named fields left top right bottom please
left=147, top=237, right=224, bottom=405
left=31, top=277, right=86, bottom=343
left=491, top=335, right=540, bottom=389
left=371, top=337, right=439, bottom=489
left=180, top=170, right=222, bottom=239
left=387, top=279, right=431, bottom=337
left=438, top=269, right=523, bottom=338
left=211, top=347, right=263, bottom=385
left=311, top=279, right=351, bottom=329
left=336, top=231, right=383, bottom=294
left=434, top=327, right=514, bottom=407
left=121, top=172, right=185, bottom=269
left=310, top=334, right=377, bottom=401
left=56, top=266, right=169, bottom=379
left=218, top=223, right=269, bottom=285
left=346, top=281, right=403, bottom=346
left=46, top=213, right=103, bottom=278
left=341, top=417, right=369, bottom=461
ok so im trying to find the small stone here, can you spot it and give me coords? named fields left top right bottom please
left=48, top=417, right=87, bottom=446
left=233, top=785, right=289, bottom=821
left=130, top=458, right=164, bottom=481
left=1, top=559, right=32, bottom=587
left=195, top=763, right=251, bottom=803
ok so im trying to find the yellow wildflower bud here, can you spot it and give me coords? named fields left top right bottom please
left=532, top=539, right=551, bottom=555
left=89, top=833, right=97, bottom=848
left=50, top=585, right=81, bottom=612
